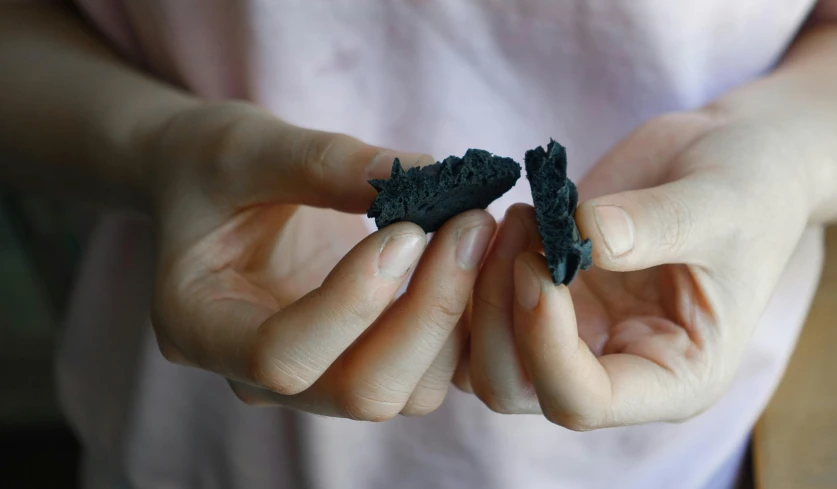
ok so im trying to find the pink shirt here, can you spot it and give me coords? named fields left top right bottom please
left=43, top=1, right=833, bottom=488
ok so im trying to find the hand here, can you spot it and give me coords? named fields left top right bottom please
left=462, top=109, right=813, bottom=429
left=146, top=102, right=496, bottom=420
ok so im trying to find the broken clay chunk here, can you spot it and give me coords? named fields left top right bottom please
left=525, top=139, right=593, bottom=286
left=367, top=149, right=521, bottom=233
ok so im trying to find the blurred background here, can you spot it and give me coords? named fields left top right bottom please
left=0, top=189, right=95, bottom=488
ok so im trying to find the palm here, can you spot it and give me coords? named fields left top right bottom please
left=570, top=262, right=698, bottom=368
left=212, top=205, right=368, bottom=311
left=569, top=112, right=719, bottom=366
left=155, top=202, right=370, bottom=376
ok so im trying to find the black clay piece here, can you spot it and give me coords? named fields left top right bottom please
left=367, top=149, right=521, bottom=233
left=525, top=139, right=593, bottom=286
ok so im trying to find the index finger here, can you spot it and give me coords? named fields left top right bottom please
left=249, top=222, right=427, bottom=395
left=163, top=221, right=427, bottom=394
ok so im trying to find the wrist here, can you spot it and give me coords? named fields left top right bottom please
left=703, top=24, right=837, bottom=224
left=703, top=87, right=837, bottom=226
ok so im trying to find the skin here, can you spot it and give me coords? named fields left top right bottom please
left=0, top=6, right=495, bottom=420
left=464, top=18, right=837, bottom=428
left=1, top=3, right=837, bottom=430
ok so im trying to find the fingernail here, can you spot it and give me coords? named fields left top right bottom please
left=366, top=151, right=425, bottom=180
left=593, top=205, right=635, bottom=257
left=514, top=259, right=541, bottom=311
left=379, top=234, right=426, bottom=278
left=456, top=225, right=493, bottom=270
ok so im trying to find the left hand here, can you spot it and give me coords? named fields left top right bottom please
left=460, top=109, right=815, bottom=429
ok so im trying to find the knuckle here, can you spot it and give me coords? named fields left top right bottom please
left=338, top=377, right=410, bottom=422
left=149, top=304, right=167, bottom=331
left=452, top=373, right=474, bottom=394
left=400, top=390, right=447, bottom=417
left=472, top=383, right=521, bottom=415
left=156, top=338, right=186, bottom=365
left=150, top=101, right=261, bottom=192
left=417, top=292, right=467, bottom=329
left=473, top=289, right=505, bottom=315
left=249, top=352, right=313, bottom=396
left=149, top=308, right=190, bottom=366
left=329, top=288, right=379, bottom=327
left=484, top=398, right=518, bottom=415
left=339, top=392, right=403, bottom=422
left=300, top=133, right=351, bottom=191
left=229, top=383, right=268, bottom=407
left=204, top=114, right=259, bottom=184
left=543, top=409, right=601, bottom=432
left=648, top=191, right=694, bottom=255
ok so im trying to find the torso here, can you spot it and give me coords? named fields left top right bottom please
left=59, top=2, right=824, bottom=488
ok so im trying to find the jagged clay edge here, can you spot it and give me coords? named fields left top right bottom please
left=366, top=149, right=521, bottom=232
left=524, top=139, right=593, bottom=285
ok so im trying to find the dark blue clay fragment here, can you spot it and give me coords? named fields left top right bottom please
left=525, top=139, right=593, bottom=286
left=367, top=149, right=521, bottom=233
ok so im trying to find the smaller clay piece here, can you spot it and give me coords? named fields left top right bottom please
left=525, top=139, right=593, bottom=286
left=367, top=149, right=521, bottom=233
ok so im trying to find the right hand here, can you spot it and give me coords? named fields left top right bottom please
left=145, top=101, right=495, bottom=419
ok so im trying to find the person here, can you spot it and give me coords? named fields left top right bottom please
left=2, top=1, right=837, bottom=488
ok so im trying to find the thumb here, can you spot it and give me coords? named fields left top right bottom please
left=575, top=177, right=734, bottom=271
left=199, top=105, right=433, bottom=213
left=271, top=123, right=434, bottom=212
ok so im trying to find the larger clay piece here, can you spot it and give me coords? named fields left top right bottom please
left=525, top=139, right=593, bottom=286
left=367, top=149, right=521, bottom=233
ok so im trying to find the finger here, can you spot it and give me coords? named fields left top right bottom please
left=512, top=252, right=611, bottom=428
left=273, top=123, right=435, bottom=211
left=470, top=204, right=542, bottom=414
left=152, top=325, right=191, bottom=366
left=451, top=341, right=474, bottom=394
left=452, top=301, right=474, bottom=393
left=575, top=176, right=738, bottom=271
left=205, top=106, right=434, bottom=213
left=230, top=326, right=465, bottom=417
left=400, top=320, right=467, bottom=416
left=227, top=378, right=337, bottom=415
left=245, top=222, right=427, bottom=394
left=338, top=210, right=495, bottom=420
left=512, top=252, right=691, bottom=430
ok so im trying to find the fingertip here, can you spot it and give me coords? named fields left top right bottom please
left=576, top=199, right=635, bottom=271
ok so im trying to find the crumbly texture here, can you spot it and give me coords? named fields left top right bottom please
left=367, top=149, right=521, bottom=233
left=525, top=139, right=593, bottom=285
